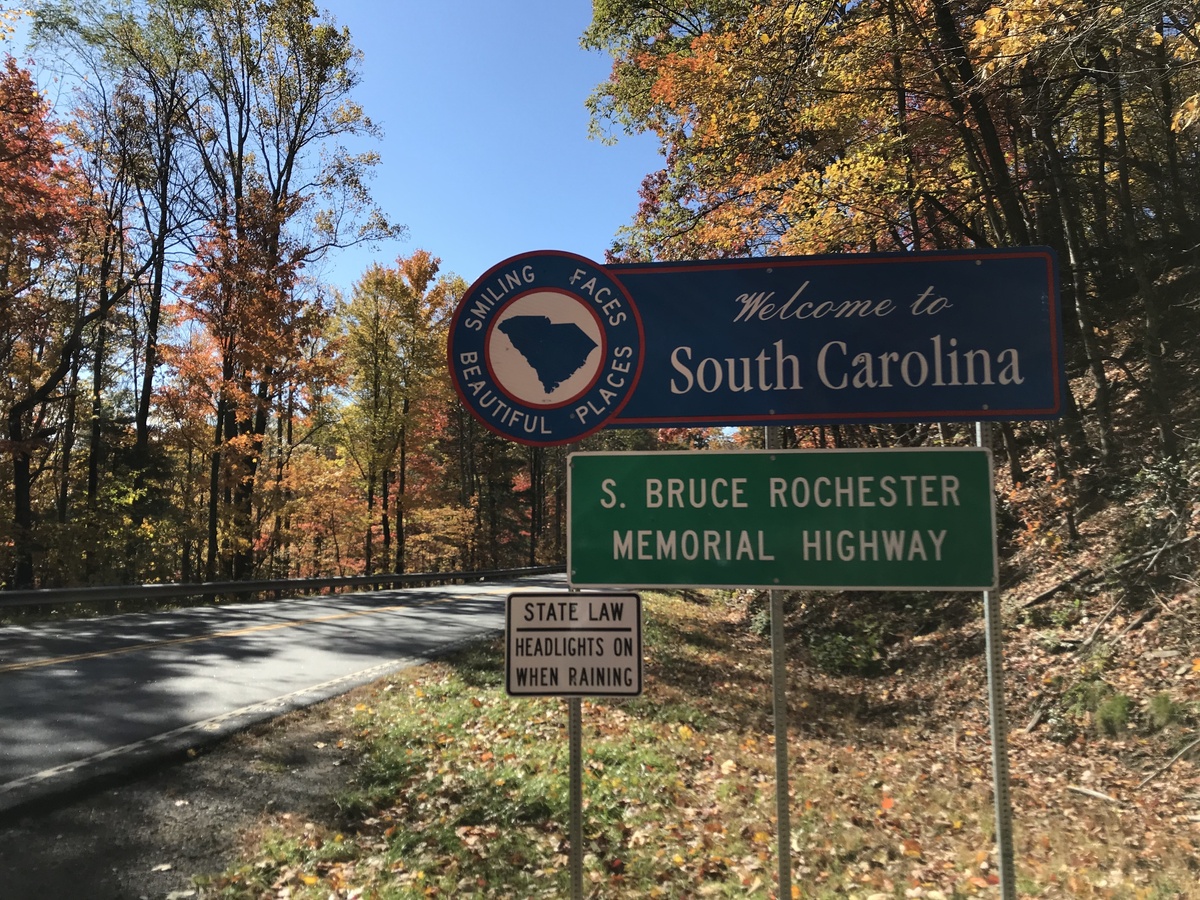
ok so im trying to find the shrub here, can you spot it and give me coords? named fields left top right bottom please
left=807, top=622, right=885, bottom=675
left=749, top=605, right=771, bottom=638
left=1095, top=693, right=1132, bottom=736
left=1049, top=598, right=1083, bottom=629
left=1122, top=445, right=1200, bottom=548
left=1148, top=692, right=1183, bottom=731
left=1064, top=678, right=1111, bottom=718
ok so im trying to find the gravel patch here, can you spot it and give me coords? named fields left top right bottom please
left=0, top=694, right=366, bottom=899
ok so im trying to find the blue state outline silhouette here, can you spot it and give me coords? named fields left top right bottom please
left=497, top=315, right=599, bottom=395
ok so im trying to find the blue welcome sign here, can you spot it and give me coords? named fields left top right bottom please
left=447, top=248, right=1062, bottom=446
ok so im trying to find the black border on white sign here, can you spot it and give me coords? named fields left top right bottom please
left=505, top=592, right=643, bottom=698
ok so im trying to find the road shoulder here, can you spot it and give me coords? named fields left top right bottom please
left=0, top=688, right=369, bottom=900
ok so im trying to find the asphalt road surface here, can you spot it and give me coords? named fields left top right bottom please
left=0, top=573, right=566, bottom=814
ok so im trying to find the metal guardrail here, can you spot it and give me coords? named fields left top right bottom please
left=0, top=565, right=566, bottom=610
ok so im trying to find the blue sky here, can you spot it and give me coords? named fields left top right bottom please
left=11, top=1, right=662, bottom=294
left=322, top=1, right=663, bottom=292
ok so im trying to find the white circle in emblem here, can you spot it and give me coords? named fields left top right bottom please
left=487, top=291, right=604, bottom=407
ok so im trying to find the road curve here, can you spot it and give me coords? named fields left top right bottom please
left=0, top=573, right=566, bottom=815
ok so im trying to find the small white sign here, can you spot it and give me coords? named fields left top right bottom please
left=506, top=592, right=642, bottom=697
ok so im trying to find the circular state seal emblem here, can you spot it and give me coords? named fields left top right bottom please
left=448, top=251, right=645, bottom=446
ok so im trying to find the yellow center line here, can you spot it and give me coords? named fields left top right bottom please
left=0, top=599, right=447, bottom=675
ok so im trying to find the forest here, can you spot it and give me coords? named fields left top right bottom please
left=2, top=0, right=1200, bottom=592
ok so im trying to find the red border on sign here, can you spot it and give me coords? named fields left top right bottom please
left=606, top=247, right=1062, bottom=425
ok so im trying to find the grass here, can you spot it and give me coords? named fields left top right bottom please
left=1096, top=693, right=1133, bottom=736
left=197, top=590, right=1200, bottom=899
left=1147, top=692, right=1185, bottom=732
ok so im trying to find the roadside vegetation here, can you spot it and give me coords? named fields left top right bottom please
left=196, top=581, right=1199, bottom=899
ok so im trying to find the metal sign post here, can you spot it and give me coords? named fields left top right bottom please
left=568, top=696, right=583, bottom=899
left=977, top=423, right=1017, bottom=899
left=766, top=426, right=792, bottom=900
left=568, top=446, right=1003, bottom=897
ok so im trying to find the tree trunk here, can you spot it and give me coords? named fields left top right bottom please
left=205, top=401, right=224, bottom=582
left=1092, top=87, right=1109, bottom=250
left=888, top=0, right=922, bottom=251
left=528, top=446, right=542, bottom=567
left=930, top=0, right=1030, bottom=245
left=999, top=423, right=1024, bottom=486
left=229, top=375, right=273, bottom=580
left=182, top=444, right=196, bottom=583
left=1099, top=55, right=1178, bottom=458
left=133, top=179, right=171, bottom=527
left=1154, top=22, right=1188, bottom=231
left=396, top=419, right=407, bottom=573
left=553, top=446, right=565, bottom=561
left=86, top=318, right=108, bottom=509
left=282, top=400, right=295, bottom=578
left=57, top=351, right=81, bottom=524
left=364, top=467, right=376, bottom=575
left=1024, top=73, right=1111, bottom=462
left=8, top=411, right=35, bottom=589
left=381, top=468, right=391, bottom=572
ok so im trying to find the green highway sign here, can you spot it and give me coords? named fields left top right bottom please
left=568, top=448, right=996, bottom=591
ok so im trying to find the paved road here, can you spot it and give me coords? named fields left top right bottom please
left=0, top=574, right=566, bottom=813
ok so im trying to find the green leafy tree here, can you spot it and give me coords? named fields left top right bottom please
left=34, top=0, right=202, bottom=538
left=585, top=0, right=1200, bottom=474
left=340, top=251, right=458, bottom=574
left=0, top=55, right=96, bottom=588
left=171, top=0, right=398, bottom=578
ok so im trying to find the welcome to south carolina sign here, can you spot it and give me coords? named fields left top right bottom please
left=446, top=248, right=1062, bottom=446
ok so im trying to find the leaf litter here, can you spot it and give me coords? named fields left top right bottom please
left=196, top=579, right=1198, bottom=899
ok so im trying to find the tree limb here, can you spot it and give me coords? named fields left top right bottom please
left=1137, top=735, right=1200, bottom=790
left=1067, top=785, right=1123, bottom=804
